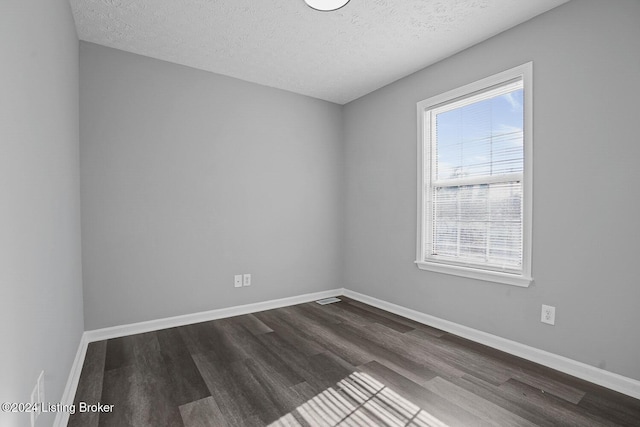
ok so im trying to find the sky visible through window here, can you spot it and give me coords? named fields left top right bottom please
left=435, top=89, right=524, bottom=181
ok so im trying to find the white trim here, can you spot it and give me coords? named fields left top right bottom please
left=415, top=260, right=532, bottom=287
left=53, top=333, right=89, bottom=427
left=433, top=172, right=522, bottom=188
left=521, top=62, right=534, bottom=285
left=431, top=78, right=523, bottom=114
left=85, top=288, right=343, bottom=342
left=342, top=289, right=640, bottom=400
left=416, top=62, right=533, bottom=287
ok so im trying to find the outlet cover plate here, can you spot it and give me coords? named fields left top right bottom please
left=234, top=275, right=243, bottom=288
left=541, top=304, right=556, bottom=325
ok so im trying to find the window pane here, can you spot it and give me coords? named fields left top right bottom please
left=435, top=89, right=524, bottom=181
left=431, top=181, right=522, bottom=268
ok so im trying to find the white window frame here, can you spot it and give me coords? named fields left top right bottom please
left=415, top=62, right=533, bottom=287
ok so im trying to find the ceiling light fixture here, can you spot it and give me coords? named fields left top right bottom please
left=304, top=0, right=350, bottom=12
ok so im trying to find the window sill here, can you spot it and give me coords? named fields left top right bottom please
left=415, top=260, right=532, bottom=287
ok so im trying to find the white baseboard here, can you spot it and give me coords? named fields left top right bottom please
left=53, top=333, right=89, bottom=427
left=342, top=288, right=640, bottom=400
left=84, top=288, right=343, bottom=343
left=55, top=286, right=639, bottom=427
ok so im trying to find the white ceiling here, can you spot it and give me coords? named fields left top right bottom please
left=70, top=0, right=570, bottom=105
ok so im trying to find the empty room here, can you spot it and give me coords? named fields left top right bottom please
left=2, top=0, right=639, bottom=426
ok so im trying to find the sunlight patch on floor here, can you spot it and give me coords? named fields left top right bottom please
left=269, top=371, right=448, bottom=427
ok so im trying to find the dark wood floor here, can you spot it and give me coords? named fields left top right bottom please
left=68, top=296, right=640, bottom=426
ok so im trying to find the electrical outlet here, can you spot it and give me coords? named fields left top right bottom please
left=541, top=304, right=556, bottom=325
left=234, top=275, right=243, bottom=288
left=243, top=274, right=251, bottom=287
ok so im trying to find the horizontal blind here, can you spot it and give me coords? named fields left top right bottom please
left=428, top=82, right=524, bottom=271
left=432, top=182, right=523, bottom=269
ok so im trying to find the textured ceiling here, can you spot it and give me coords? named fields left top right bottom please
left=70, top=0, right=570, bottom=104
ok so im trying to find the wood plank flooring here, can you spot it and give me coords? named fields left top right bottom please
left=68, top=296, right=640, bottom=426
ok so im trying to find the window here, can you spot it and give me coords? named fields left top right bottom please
left=416, top=63, right=533, bottom=286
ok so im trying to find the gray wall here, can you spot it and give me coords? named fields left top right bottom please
left=343, top=0, right=640, bottom=381
left=80, top=43, right=344, bottom=330
left=0, top=1, right=84, bottom=426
